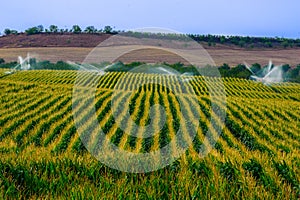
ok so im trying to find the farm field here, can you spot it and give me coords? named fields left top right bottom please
left=1, top=47, right=300, bottom=67
left=0, top=68, right=299, bottom=199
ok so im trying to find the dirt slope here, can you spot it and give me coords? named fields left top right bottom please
left=0, top=33, right=299, bottom=67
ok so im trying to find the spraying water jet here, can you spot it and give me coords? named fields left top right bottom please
left=4, top=53, right=33, bottom=75
left=244, top=60, right=284, bottom=85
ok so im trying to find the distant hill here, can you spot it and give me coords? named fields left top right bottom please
left=0, top=33, right=300, bottom=68
left=0, top=33, right=111, bottom=48
left=1, top=33, right=299, bottom=49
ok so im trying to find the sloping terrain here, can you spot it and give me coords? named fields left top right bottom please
left=1, top=34, right=300, bottom=67
left=0, top=33, right=110, bottom=48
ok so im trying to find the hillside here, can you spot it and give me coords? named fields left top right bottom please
left=1, top=33, right=300, bottom=67
left=0, top=33, right=111, bottom=48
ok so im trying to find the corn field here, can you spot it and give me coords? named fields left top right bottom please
left=0, top=69, right=299, bottom=199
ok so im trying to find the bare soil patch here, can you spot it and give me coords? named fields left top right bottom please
left=0, top=33, right=299, bottom=67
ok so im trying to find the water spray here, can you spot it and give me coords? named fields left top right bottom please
left=244, top=60, right=284, bottom=85
left=67, top=61, right=113, bottom=75
left=4, top=53, right=33, bottom=75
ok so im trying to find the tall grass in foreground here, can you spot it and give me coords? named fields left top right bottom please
left=0, top=70, right=299, bottom=199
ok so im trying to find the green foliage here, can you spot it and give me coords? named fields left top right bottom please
left=189, top=160, right=212, bottom=178
left=225, top=110, right=272, bottom=154
left=281, top=40, right=289, bottom=48
left=0, top=61, right=17, bottom=68
left=227, top=64, right=252, bottom=78
left=273, top=160, right=299, bottom=190
left=219, top=160, right=241, bottom=182
left=25, top=26, right=40, bottom=35
left=37, top=25, right=44, bottom=32
left=281, top=64, right=291, bottom=72
left=71, top=25, right=82, bottom=34
left=243, top=159, right=278, bottom=193
left=4, top=28, right=11, bottom=35
left=27, top=60, right=77, bottom=70
left=3, top=24, right=300, bottom=49
left=264, top=41, right=273, bottom=48
left=3, top=28, right=18, bottom=35
left=238, top=40, right=246, bottom=47
left=251, top=63, right=261, bottom=74
left=24, top=25, right=44, bottom=35
left=220, top=63, right=230, bottom=70
left=189, top=34, right=300, bottom=48
left=103, top=25, right=113, bottom=34
left=218, top=63, right=231, bottom=77
left=1, top=57, right=300, bottom=82
left=277, top=144, right=291, bottom=153
left=287, top=67, right=300, bottom=79
left=0, top=68, right=299, bottom=199
left=84, top=26, right=97, bottom=33
left=49, top=25, right=58, bottom=33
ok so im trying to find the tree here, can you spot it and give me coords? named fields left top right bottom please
left=72, top=25, right=82, bottom=33
left=229, top=64, right=251, bottom=78
left=251, top=63, right=261, bottom=74
left=220, top=36, right=226, bottom=44
left=282, top=40, right=289, bottom=48
left=281, top=64, right=291, bottom=73
left=103, top=25, right=113, bottom=34
left=25, top=26, right=44, bottom=35
left=264, top=41, right=272, bottom=48
left=287, top=67, right=300, bottom=79
left=218, top=63, right=230, bottom=77
left=37, top=25, right=44, bottom=33
left=49, top=25, right=58, bottom=33
left=0, top=58, right=5, bottom=64
left=84, top=26, right=97, bottom=33
left=220, top=63, right=230, bottom=70
left=11, top=30, right=18, bottom=35
left=238, top=40, right=246, bottom=47
left=4, top=29, right=11, bottom=35
left=3, top=29, right=17, bottom=35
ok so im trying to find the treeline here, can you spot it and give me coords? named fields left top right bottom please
left=123, top=31, right=300, bottom=48
left=1, top=58, right=300, bottom=83
left=0, top=59, right=77, bottom=70
left=163, top=62, right=300, bottom=82
left=2, top=25, right=300, bottom=48
left=189, top=34, right=300, bottom=48
left=2, top=25, right=118, bottom=36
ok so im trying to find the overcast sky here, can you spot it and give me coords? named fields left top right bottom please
left=1, top=0, right=299, bottom=38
